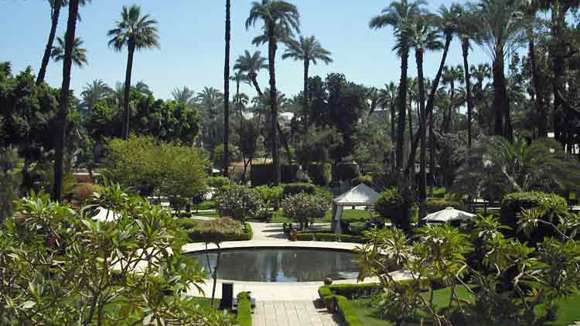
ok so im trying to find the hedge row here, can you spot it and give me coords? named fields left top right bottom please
left=322, top=283, right=382, bottom=299
left=294, top=232, right=364, bottom=243
left=236, top=292, right=252, bottom=326
left=176, top=219, right=253, bottom=242
left=318, top=286, right=367, bottom=326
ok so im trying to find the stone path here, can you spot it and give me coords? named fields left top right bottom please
left=253, top=301, right=343, bottom=326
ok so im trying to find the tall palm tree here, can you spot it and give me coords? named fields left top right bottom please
left=370, top=0, right=426, bottom=171
left=234, top=50, right=267, bottom=97
left=108, top=5, right=159, bottom=139
left=245, top=0, right=300, bottom=185
left=441, top=65, right=464, bottom=132
left=223, top=0, right=232, bottom=179
left=81, top=80, right=112, bottom=111
left=408, top=14, right=443, bottom=221
left=37, top=0, right=65, bottom=85
left=282, top=35, right=332, bottom=130
left=53, top=0, right=80, bottom=201
left=171, top=87, right=195, bottom=105
left=196, top=87, right=223, bottom=118
left=473, top=0, right=525, bottom=141
left=380, top=82, right=398, bottom=170
left=471, top=63, right=492, bottom=133
left=51, top=36, right=88, bottom=67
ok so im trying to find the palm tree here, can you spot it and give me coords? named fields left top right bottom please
left=245, top=0, right=300, bottom=185
left=108, top=5, right=159, bottom=139
left=171, top=87, right=195, bottom=105
left=234, top=50, right=267, bottom=97
left=53, top=0, right=80, bottom=201
left=370, top=0, right=425, bottom=171
left=408, top=14, right=443, bottom=221
left=51, top=36, right=88, bottom=67
left=380, top=82, right=398, bottom=170
left=441, top=65, right=464, bottom=132
left=282, top=35, right=332, bottom=130
left=223, top=0, right=232, bottom=179
left=473, top=0, right=526, bottom=141
left=37, top=0, right=65, bottom=85
left=81, top=80, right=112, bottom=111
left=196, top=87, right=223, bottom=118
left=471, top=63, right=492, bottom=133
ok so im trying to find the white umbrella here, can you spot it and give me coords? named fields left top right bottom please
left=92, top=207, right=120, bottom=222
left=424, top=207, right=475, bottom=223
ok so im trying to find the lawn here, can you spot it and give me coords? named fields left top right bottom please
left=196, top=208, right=374, bottom=224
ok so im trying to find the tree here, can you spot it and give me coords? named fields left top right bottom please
left=370, top=0, right=426, bottom=170
left=171, top=86, right=195, bottom=106
left=282, top=35, right=332, bottom=130
left=223, top=0, right=231, bottom=178
left=81, top=80, right=112, bottom=111
left=408, top=14, right=443, bottom=221
left=107, top=4, right=159, bottom=139
left=37, top=0, right=65, bottom=85
left=246, top=0, right=300, bottom=185
left=473, top=0, right=526, bottom=140
left=441, top=65, right=464, bottom=132
left=53, top=0, right=80, bottom=202
left=51, top=36, right=87, bottom=67
left=281, top=193, right=329, bottom=230
left=234, top=50, right=267, bottom=97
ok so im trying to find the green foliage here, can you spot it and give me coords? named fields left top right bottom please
left=323, top=283, right=382, bottom=299
left=0, top=147, right=22, bottom=220
left=177, top=217, right=252, bottom=243
left=250, top=164, right=300, bottom=186
left=282, top=182, right=316, bottom=197
left=336, top=295, right=364, bottom=326
left=431, top=187, right=447, bottom=198
left=255, top=185, right=283, bottom=209
left=281, top=193, right=329, bottom=227
left=213, top=144, right=241, bottom=170
left=333, top=162, right=361, bottom=182
left=236, top=292, right=252, bottom=326
left=207, top=176, right=232, bottom=190
left=0, top=187, right=233, bottom=325
left=425, top=197, right=464, bottom=214
left=307, top=162, right=332, bottom=186
left=375, top=188, right=410, bottom=231
left=106, top=136, right=208, bottom=204
left=294, top=232, right=363, bottom=243
left=214, top=185, right=264, bottom=223
left=67, top=182, right=104, bottom=204
left=353, top=175, right=373, bottom=186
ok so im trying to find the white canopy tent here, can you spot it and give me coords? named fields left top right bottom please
left=91, top=207, right=121, bottom=222
left=331, top=184, right=380, bottom=234
left=424, top=207, right=475, bottom=224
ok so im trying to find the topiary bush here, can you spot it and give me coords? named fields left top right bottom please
left=177, top=217, right=252, bottom=242
left=281, top=193, right=330, bottom=229
left=214, top=185, right=264, bottom=223
left=236, top=292, right=252, bottom=326
left=333, top=162, right=361, bottom=182
left=375, top=188, right=411, bottom=231
left=500, top=191, right=568, bottom=242
left=282, top=182, right=316, bottom=198
left=307, top=163, right=332, bottom=186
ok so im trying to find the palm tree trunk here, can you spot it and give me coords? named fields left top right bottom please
left=492, top=50, right=509, bottom=139
left=223, top=0, right=231, bottom=177
left=122, top=43, right=135, bottom=140
left=416, top=50, right=427, bottom=223
left=462, top=39, right=473, bottom=149
left=267, top=26, right=281, bottom=185
left=551, top=3, right=566, bottom=146
left=408, top=95, right=413, bottom=162
left=37, top=0, right=62, bottom=85
left=406, top=33, right=452, bottom=174
left=53, top=0, right=79, bottom=202
left=429, top=105, right=435, bottom=194
left=395, top=47, right=409, bottom=171
left=303, top=59, right=309, bottom=131
left=390, top=99, right=397, bottom=171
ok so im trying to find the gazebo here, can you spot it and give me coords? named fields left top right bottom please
left=424, top=207, right=475, bottom=224
left=331, top=183, right=380, bottom=234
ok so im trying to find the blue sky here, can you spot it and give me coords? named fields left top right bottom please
left=0, top=0, right=491, bottom=100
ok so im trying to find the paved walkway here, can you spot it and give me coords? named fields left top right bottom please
left=253, top=300, right=343, bottom=326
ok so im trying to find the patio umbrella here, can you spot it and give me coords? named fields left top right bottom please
left=424, top=207, right=475, bottom=223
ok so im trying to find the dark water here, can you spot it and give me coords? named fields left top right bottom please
left=190, top=248, right=360, bottom=282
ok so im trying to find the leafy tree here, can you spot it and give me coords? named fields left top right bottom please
left=50, top=36, right=87, bottom=67
left=80, top=79, right=113, bottom=111
left=234, top=50, right=267, bottom=97
left=281, top=192, right=329, bottom=230
left=246, top=0, right=300, bottom=185
left=214, top=185, right=264, bottom=224
left=0, top=148, right=22, bottom=221
left=108, top=4, right=159, bottom=139
left=171, top=86, right=195, bottom=106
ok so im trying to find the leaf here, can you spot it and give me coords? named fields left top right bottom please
left=21, top=301, right=35, bottom=309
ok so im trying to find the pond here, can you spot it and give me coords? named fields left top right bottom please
left=190, top=247, right=359, bottom=282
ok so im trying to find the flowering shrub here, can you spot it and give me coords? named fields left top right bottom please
left=282, top=193, right=330, bottom=229
left=214, top=185, right=264, bottom=223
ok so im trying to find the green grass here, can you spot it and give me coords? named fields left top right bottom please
left=349, top=299, right=394, bottom=326
left=539, top=292, right=580, bottom=326
left=197, top=208, right=374, bottom=224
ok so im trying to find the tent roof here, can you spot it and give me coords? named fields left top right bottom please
left=92, top=207, right=120, bottom=222
left=424, top=207, right=475, bottom=223
left=333, top=183, right=380, bottom=206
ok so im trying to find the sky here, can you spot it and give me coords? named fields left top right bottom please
left=0, top=0, right=492, bottom=101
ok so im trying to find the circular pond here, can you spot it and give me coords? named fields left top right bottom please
left=190, top=248, right=359, bottom=282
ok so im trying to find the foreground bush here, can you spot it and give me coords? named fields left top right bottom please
left=214, top=185, right=264, bottom=223
left=375, top=188, right=411, bottom=231
left=281, top=193, right=329, bottom=229
left=236, top=292, right=252, bottom=326
left=0, top=186, right=233, bottom=325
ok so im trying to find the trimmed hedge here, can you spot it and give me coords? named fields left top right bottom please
left=294, top=232, right=364, bottom=243
left=500, top=191, right=568, bottom=242
left=207, top=176, right=231, bottom=189
left=333, top=162, right=361, bottom=182
left=425, top=198, right=464, bottom=214
left=326, top=283, right=382, bottom=299
left=282, top=183, right=317, bottom=197
left=177, top=218, right=253, bottom=242
left=375, top=188, right=410, bottom=231
left=307, top=163, right=332, bottom=186
left=236, top=292, right=252, bottom=326
left=336, top=295, right=363, bottom=326
left=318, top=286, right=366, bottom=326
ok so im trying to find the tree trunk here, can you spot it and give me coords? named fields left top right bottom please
left=416, top=50, right=427, bottom=223
left=395, top=47, right=409, bottom=170
left=406, top=33, right=452, bottom=174
left=267, top=25, right=281, bottom=185
left=211, top=243, right=221, bottom=306
left=223, top=0, right=231, bottom=177
left=122, top=43, right=135, bottom=140
left=462, top=39, right=473, bottom=149
left=52, top=0, right=79, bottom=202
left=37, top=1, right=62, bottom=85
left=390, top=99, right=396, bottom=171
left=550, top=2, right=566, bottom=147
left=303, top=59, right=309, bottom=131
left=408, top=94, right=413, bottom=163
left=492, top=49, right=510, bottom=139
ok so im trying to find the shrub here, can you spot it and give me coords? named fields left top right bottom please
left=432, top=187, right=448, bottom=198
left=282, top=182, right=316, bottom=197
left=207, top=176, right=231, bottom=190
left=425, top=198, right=465, bottom=214
left=333, top=162, right=361, bottom=182
left=294, top=232, right=364, bottom=243
left=307, top=163, right=332, bottom=186
left=336, top=295, right=363, bottom=326
left=282, top=193, right=330, bottom=229
left=500, top=191, right=568, bottom=242
left=352, top=175, right=373, bottom=186
left=255, top=185, right=283, bottom=209
left=179, top=217, right=252, bottom=243
left=327, top=283, right=382, bottom=299
left=250, top=163, right=300, bottom=186
left=375, top=188, right=411, bottom=231
left=236, top=292, right=252, bottom=326
left=214, top=185, right=264, bottom=223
